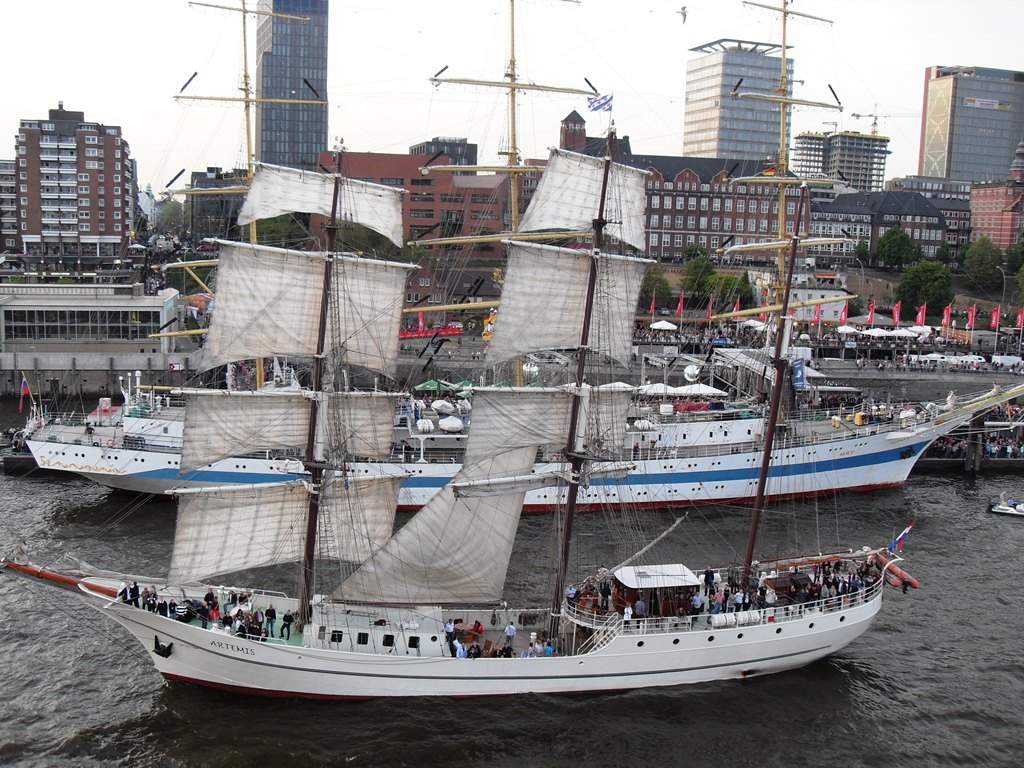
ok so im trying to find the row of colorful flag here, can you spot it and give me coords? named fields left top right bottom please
left=652, top=295, right=1024, bottom=331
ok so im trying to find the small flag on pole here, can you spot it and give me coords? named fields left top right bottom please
left=888, top=520, right=916, bottom=553
left=839, top=302, right=848, bottom=324
left=675, top=293, right=684, bottom=316
left=733, top=297, right=740, bottom=313
left=587, top=94, right=613, bottom=112
left=990, top=305, right=1000, bottom=330
left=19, top=375, right=30, bottom=414
left=892, top=301, right=901, bottom=327
left=967, top=304, right=976, bottom=329
left=867, top=300, right=875, bottom=325
left=942, top=303, right=951, bottom=328
left=812, top=303, right=821, bottom=324
left=705, top=302, right=713, bottom=323
left=1016, top=307, right=1024, bottom=329
left=915, top=303, right=927, bottom=326
left=649, top=294, right=656, bottom=317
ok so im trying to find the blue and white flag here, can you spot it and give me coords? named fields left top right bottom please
left=587, top=94, right=613, bottom=112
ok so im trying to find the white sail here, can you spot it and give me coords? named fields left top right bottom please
left=179, top=390, right=400, bottom=470
left=335, top=444, right=536, bottom=605
left=518, top=148, right=648, bottom=251
left=485, top=241, right=649, bottom=365
left=463, top=386, right=573, bottom=464
left=199, top=242, right=414, bottom=378
left=168, top=482, right=308, bottom=584
left=167, top=474, right=401, bottom=584
left=237, top=163, right=405, bottom=248
left=321, top=473, right=403, bottom=563
left=586, top=386, right=632, bottom=455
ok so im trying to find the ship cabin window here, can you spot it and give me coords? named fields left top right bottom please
left=408, top=636, right=421, bottom=649
left=382, top=634, right=395, bottom=647
left=357, top=632, right=369, bottom=646
left=330, top=630, right=344, bottom=643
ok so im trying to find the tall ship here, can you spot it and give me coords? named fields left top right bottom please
left=6, top=125, right=911, bottom=697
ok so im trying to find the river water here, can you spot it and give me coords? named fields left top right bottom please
left=1, top=398, right=1022, bottom=768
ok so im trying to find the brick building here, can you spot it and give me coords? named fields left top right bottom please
left=969, top=138, right=1024, bottom=252
left=14, top=103, right=135, bottom=268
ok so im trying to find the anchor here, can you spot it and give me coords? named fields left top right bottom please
left=153, top=635, right=174, bottom=658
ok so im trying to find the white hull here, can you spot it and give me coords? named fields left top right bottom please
left=29, top=417, right=941, bottom=507
left=86, top=587, right=881, bottom=698
left=989, top=503, right=1024, bottom=517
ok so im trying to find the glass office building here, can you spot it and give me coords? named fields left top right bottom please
left=254, top=0, right=329, bottom=171
left=919, top=65, right=1024, bottom=182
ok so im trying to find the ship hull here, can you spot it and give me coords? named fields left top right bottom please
left=87, top=590, right=881, bottom=698
left=29, top=426, right=931, bottom=507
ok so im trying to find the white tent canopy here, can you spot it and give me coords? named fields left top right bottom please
left=671, top=383, right=729, bottom=397
left=650, top=320, right=678, bottom=331
left=837, top=325, right=858, bottom=334
left=859, top=327, right=889, bottom=337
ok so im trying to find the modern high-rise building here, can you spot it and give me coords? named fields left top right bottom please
left=919, top=65, right=1024, bottom=182
left=14, top=103, right=134, bottom=264
left=254, top=0, right=329, bottom=171
left=189, top=167, right=248, bottom=242
left=683, top=39, right=793, bottom=161
left=792, top=130, right=890, bottom=192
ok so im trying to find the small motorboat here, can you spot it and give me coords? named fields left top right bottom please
left=990, top=493, right=1024, bottom=517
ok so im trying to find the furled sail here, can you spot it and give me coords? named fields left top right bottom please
left=334, top=444, right=537, bottom=605
left=199, top=243, right=414, bottom=377
left=179, top=390, right=401, bottom=471
left=584, top=385, right=632, bottom=455
left=167, top=475, right=401, bottom=584
left=517, top=148, right=648, bottom=251
left=238, top=163, right=405, bottom=248
left=485, top=242, right=649, bottom=365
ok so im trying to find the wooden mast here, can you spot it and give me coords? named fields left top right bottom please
left=297, top=150, right=344, bottom=625
left=548, top=130, right=615, bottom=642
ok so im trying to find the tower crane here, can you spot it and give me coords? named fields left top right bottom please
left=849, top=108, right=918, bottom=135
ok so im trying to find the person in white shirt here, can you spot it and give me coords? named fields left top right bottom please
left=504, top=621, right=517, bottom=648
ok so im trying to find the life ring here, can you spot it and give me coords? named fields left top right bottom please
left=106, top=439, right=115, bottom=448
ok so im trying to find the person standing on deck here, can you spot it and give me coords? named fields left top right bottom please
left=504, top=621, right=517, bottom=648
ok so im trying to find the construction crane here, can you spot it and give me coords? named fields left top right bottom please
left=850, top=108, right=917, bottom=135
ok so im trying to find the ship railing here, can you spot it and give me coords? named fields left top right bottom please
left=609, top=578, right=884, bottom=638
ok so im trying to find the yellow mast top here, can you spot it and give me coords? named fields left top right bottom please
left=424, top=0, right=592, bottom=241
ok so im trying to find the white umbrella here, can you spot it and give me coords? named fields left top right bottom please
left=597, top=381, right=635, bottom=392
left=742, top=319, right=767, bottom=330
left=908, top=325, right=933, bottom=336
left=890, top=328, right=917, bottom=338
left=837, top=325, right=858, bottom=334
left=650, top=320, right=678, bottom=331
left=860, top=327, right=889, bottom=337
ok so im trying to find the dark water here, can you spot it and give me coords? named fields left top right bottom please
left=2, top=398, right=1023, bottom=768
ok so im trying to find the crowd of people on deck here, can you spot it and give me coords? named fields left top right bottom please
left=120, top=583, right=295, bottom=641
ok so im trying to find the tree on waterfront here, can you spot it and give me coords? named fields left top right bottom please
left=934, top=241, right=953, bottom=266
left=705, top=272, right=750, bottom=308
left=874, top=226, right=914, bottom=270
left=895, top=260, right=954, bottom=313
left=1006, top=243, right=1024, bottom=275
left=641, top=264, right=672, bottom=305
left=679, top=254, right=716, bottom=297
left=964, top=237, right=1003, bottom=291
left=854, top=239, right=870, bottom=266
left=155, top=197, right=183, bottom=235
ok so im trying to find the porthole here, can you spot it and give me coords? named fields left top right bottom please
left=672, top=638, right=679, bottom=645
left=808, top=622, right=815, bottom=629
left=839, top=616, right=845, bottom=622
left=708, top=635, right=715, bottom=642
left=737, top=633, right=744, bottom=639
left=637, top=641, right=644, bottom=647
left=775, top=627, right=782, bottom=634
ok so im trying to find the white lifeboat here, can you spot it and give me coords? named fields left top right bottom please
left=416, top=418, right=435, bottom=433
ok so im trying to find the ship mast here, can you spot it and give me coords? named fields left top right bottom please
left=725, top=2, right=846, bottom=587
left=547, top=130, right=615, bottom=642
left=420, top=0, right=593, bottom=243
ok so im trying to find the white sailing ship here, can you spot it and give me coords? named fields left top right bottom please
left=6, top=140, right=910, bottom=698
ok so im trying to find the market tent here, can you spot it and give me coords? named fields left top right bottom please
left=637, top=382, right=675, bottom=396
left=859, top=327, right=889, bottom=337
left=650, top=320, right=678, bottom=331
left=671, top=383, right=728, bottom=397
left=837, top=325, right=858, bottom=334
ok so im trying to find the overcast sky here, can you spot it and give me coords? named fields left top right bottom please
left=4, top=0, right=1020, bottom=193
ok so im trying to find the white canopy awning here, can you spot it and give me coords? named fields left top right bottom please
left=613, top=563, right=701, bottom=589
